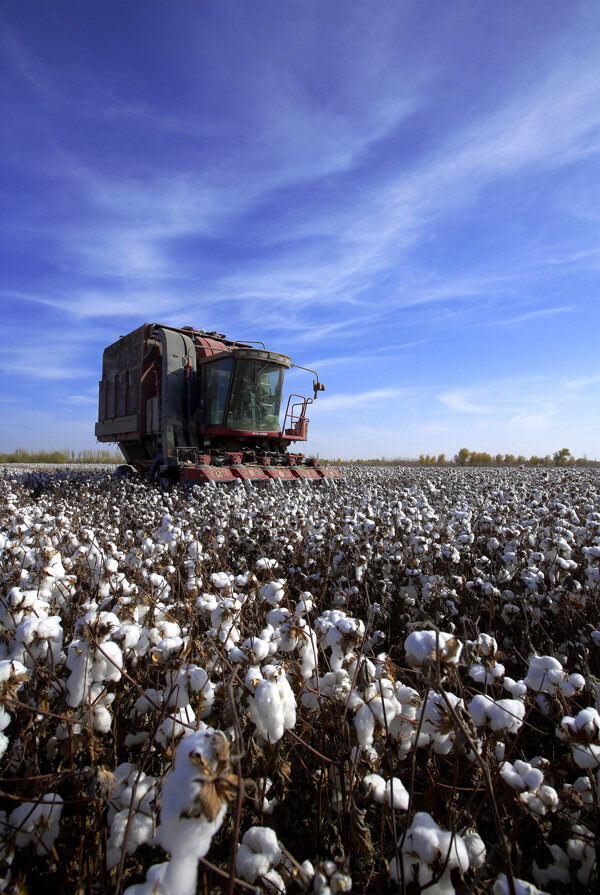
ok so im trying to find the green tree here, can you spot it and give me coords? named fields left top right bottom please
left=553, top=447, right=572, bottom=466
left=454, top=447, right=471, bottom=466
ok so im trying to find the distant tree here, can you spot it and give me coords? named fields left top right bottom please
left=454, top=447, right=471, bottom=466
left=495, top=454, right=503, bottom=466
left=553, top=447, right=572, bottom=467
left=437, top=453, right=446, bottom=465
left=504, top=454, right=516, bottom=466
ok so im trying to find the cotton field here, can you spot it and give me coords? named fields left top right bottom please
left=1, top=465, right=599, bottom=894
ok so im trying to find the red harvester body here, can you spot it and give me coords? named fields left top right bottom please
left=95, top=323, right=342, bottom=483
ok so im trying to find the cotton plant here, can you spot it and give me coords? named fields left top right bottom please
left=493, top=874, right=548, bottom=895
left=464, top=633, right=505, bottom=685
left=11, top=614, right=63, bottom=668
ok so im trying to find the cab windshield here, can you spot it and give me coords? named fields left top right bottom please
left=200, top=357, right=285, bottom=431
left=227, top=360, right=285, bottom=431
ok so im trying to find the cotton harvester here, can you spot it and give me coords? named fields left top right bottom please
left=95, top=323, right=342, bottom=484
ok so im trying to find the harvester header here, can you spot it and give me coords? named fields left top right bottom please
left=95, top=323, right=341, bottom=483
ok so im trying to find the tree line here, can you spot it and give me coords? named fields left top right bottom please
left=326, top=448, right=598, bottom=467
left=0, top=448, right=123, bottom=464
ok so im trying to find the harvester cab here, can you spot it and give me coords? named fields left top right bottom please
left=95, top=323, right=342, bottom=484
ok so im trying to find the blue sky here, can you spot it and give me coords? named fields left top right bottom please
left=1, top=0, right=599, bottom=460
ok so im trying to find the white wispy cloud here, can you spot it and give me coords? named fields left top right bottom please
left=312, top=388, right=407, bottom=413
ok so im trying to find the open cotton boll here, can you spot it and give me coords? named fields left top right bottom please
left=560, top=707, right=600, bottom=768
left=236, top=826, right=282, bottom=884
left=149, top=729, right=233, bottom=895
left=493, top=874, right=547, bottom=895
left=248, top=667, right=296, bottom=743
left=364, top=774, right=409, bottom=810
left=390, top=811, right=470, bottom=893
left=404, top=630, right=462, bottom=668
left=259, top=579, right=286, bottom=605
left=107, top=810, right=155, bottom=869
left=416, top=691, right=462, bottom=755
left=155, top=705, right=197, bottom=748
left=524, top=653, right=584, bottom=697
left=462, top=831, right=486, bottom=869
left=8, top=793, right=63, bottom=855
left=468, top=695, right=525, bottom=734
left=533, top=844, right=570, bottom=887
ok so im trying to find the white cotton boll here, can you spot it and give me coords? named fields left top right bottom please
left=405, top=630, right=462, bottom=668
left=560, top=707, right=600, bottom=768
left=241, top=825, right=282, bottom=866
left=155, top=705, right=197, bottom=748
left=252, top=679, right=284, bottom=743
left=295, top=592, right=314, bottom=616
left=133, top=688, right=160, bottom=715
left=533, top=844, right=570, bottom=886
left=385, top=777, right=409, bottom=810
left=107, top=810, right=155, bottom=869
left=364, top=774, right=386, bottom=803
left=243, top=637, right=270, bottom=662
left=330, top=871, right=352, bottom=893
left=256, top=557, right=278, bottom=570
left=463, top=831, right=486, bottom=868
left=245, top=666, right=264, bottom=690
left=93, top=703, right=113, bottom=733
left=390, top=811, right=470, bottom=892
left=211, top=571, right=233, bottom=590
left=93, top=640, right=123, bottom=682
left=524, top=654, right=566, bottom=694
left=9, top=793, right=63, bottom=855
left=503, top=677, right=528, bottom=698
left=195, top=592, right=219, bottom=613
left=235, top=844, right=272, bottom=884
left=523, top=768, right=544, bottom=791
left=493, top=873, right=546, bottom=895
left=468, top=695, right=525, bottom=734
left=155, top=730, right=231, bottom=895
left=260, top=579, right=286, bottom=605
left=354, top=703, right=376, bottom=748
left=65, top=644, right=91, bottom=707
